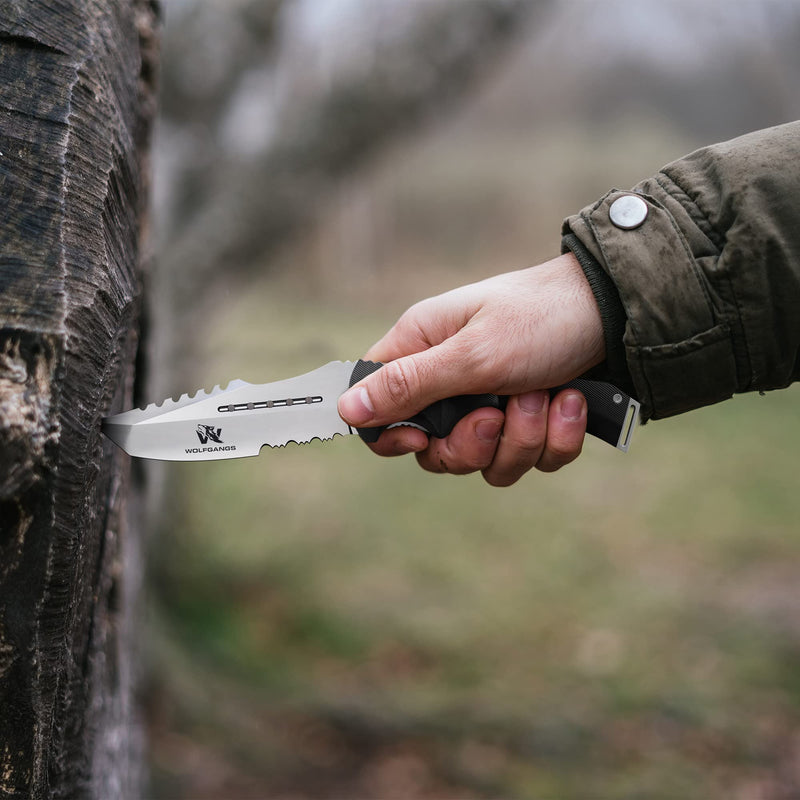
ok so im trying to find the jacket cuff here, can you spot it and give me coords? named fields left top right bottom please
left=562, top=189, right=738, bottom=421
left=561, top=232, right=633, bottom=395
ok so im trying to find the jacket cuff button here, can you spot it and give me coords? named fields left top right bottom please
left=609, top=194, right=649, bottom=230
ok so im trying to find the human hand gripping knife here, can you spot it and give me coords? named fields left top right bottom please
left=102, top=360, right=641, bottom=462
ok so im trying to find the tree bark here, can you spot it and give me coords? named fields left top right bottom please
left=0, top=1, right=158, bottom=797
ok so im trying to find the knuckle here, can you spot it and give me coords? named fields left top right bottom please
left=496, top=431, right=544, bottom=474
left=549, top=439, right=577, bottom=463
left=422, top=435, right=489, bottom=476
left=381, top=358, right=418, bottom=409
left=537, top=461, right=564, bottom=474
left=513, top=437, right=547, bottom=461
left=483, top=469, right=517, bottom=488
left=416, top=450, right=447, bottom=475
left=463, top=454, right=492, bottom=474
left=483, top=452, right=534, bottom=486
left=458, top=439, right=496, bottom=473
left=538, top=438, right=583, bottom=473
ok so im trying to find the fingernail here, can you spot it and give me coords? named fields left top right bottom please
left=339, top=386, right=374, bottom=426
left=475, top=418, right=503, bottom=442
left=560, top=392, right=585, bottom=421
left=518, top=390, right=546, bottom=414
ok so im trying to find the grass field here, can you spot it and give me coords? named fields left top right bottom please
left=140, top=117, right=800, bottom=798
left=146, top=267, right=800, bottom=798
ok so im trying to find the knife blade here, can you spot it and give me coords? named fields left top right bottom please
left=102, top=359, right=640, bottom=462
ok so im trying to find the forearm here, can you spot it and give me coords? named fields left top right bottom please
left=562, top=121, right=800, bottom=421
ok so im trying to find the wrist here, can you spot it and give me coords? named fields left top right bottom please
left=548, top=252, right=606, bottom=377
left=560, top=237, right=631, bottom=389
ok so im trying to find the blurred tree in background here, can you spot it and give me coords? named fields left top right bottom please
left=148, top=0, right=538, bottom=396
left=144, top=1, right=800, bottom=798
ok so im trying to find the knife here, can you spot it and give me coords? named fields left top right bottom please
left=102, top=359, right=640, bottom=462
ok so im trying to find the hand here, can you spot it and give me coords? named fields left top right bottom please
left=338, top=253, right=605, bottom=485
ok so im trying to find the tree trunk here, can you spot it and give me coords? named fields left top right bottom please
left=0, top=1, right=158, bottom=797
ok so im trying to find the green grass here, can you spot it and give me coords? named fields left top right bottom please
left=145, top=119, right=800, bottom=799
left=147, top=275, right=800, bottom=799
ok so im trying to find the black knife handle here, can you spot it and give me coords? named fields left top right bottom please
left=550, top=377, right=639, bottom=451
left=349, top=360, right=639, bottom=452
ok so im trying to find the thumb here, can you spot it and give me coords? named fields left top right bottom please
left=338, top=341, right=482, bottom=428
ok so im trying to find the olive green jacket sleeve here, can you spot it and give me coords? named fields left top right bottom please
left=562, top=121, right=800, bottom=421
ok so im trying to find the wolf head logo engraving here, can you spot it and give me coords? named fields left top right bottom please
left=196, top=424, right=223, bottom=445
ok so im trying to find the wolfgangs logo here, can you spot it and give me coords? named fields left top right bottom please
left=196, top=424, right=223, bottom=445
left=185, top=424, right=237, bottom=455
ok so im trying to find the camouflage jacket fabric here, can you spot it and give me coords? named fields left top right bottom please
left=562, top=121, right=800, bottom=422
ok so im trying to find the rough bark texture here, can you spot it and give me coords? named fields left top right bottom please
left=0, top=1, right=158, bottom=797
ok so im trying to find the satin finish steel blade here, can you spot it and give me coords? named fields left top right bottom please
left=102, top=361, right=355, bottom=462
left=103, top=358, right=640, bottom=462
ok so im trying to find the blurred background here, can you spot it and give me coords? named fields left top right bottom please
left=142, top=1, right=800, bottom=797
